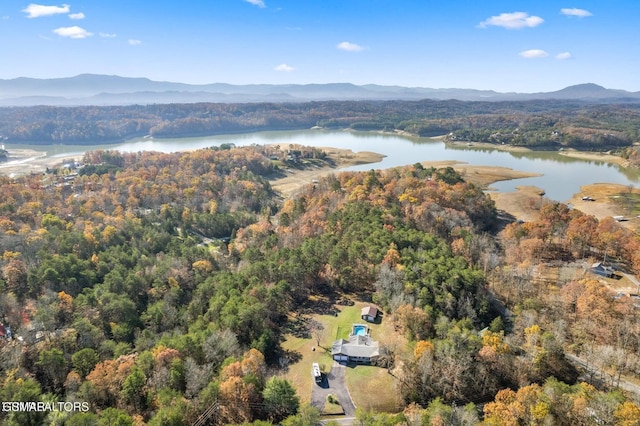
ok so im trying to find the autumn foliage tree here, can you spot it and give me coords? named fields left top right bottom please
left=218, top=349, right=267, bottom=423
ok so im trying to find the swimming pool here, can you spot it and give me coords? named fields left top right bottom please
left=353, top=325, right=367, bottom=336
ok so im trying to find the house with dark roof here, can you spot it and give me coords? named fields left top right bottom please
left=591, top=262, right=614, bottom=278
left=361, top=306, right=379, bottom=323
left=331, top=325, right=380, bottom=363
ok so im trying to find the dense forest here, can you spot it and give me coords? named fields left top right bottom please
left=1, top=100, right=640, bottom=150
left=1, top=145, right=640, bottom=425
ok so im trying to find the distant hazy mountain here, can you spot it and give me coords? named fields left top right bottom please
left=518, top=83, right=637, bottom=101
left=0, top=74, right=638, bottom=106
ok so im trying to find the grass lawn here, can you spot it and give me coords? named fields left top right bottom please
left=282, top=300, right=405, bottom=412
left=612, top=191, right=640, bottom=217
left=343, top=304, right=404, bottom=413
left=320, top=305, right=367, bottom=343
left=323, top=397, right=345, bottom=415
left=281, top=303, right=365, bottom=403
left=345, top=365, right=402, bottom=413
left=281, top=325, right=334, bottom=404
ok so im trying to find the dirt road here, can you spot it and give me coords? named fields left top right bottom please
left=565, top=353, right=640, bottom=398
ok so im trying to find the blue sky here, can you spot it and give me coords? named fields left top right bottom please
left=1, top=0, right=638, bottom=92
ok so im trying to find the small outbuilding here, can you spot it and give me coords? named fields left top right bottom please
left=361, top=306, right=379, bottom=323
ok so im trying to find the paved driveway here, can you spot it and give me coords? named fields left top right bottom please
left=310, top=362, right=357, bottom=416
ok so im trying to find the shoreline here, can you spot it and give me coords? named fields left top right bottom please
left=1, top=138, right=637, bottom=229
left=445, top=140, right=632, bottom=168
left=1, top=130, right=634, bottom=176
left=417, top=160, right=543, bottom=187
left=268, top=154, right=638, bottom=229
left=0, top=149, right=82, bottom=176
left=557, top=149, right=631, bottom=168
left=268, top=147, right=385, bottom=198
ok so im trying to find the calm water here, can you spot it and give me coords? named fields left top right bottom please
left=8, top=130, right=640, bottom=202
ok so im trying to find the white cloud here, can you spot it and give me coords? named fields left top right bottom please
left=53, top=26, right=93, bottom=39
left=128, top=39, right=142, bottom=46
left=561, top=8, right=592, bottom=17
left=556, top=52, right=572, bottom=60
left=274, top=64, right=295, bottom=72
left=245, top=0, right=266, bottom=8
left=23, top=3, right=70, bottom=18
left=337, top=41, right=365, bottom=52
left=68, top=12, right=85, bottom=20
left=479, top=12, right=544, bottom=29
left=519, top=49, right=549, bottom=58
left=99, top=32, right=117, bottom=38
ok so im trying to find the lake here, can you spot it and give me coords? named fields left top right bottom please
left=9, top=129, right=640, bottom=202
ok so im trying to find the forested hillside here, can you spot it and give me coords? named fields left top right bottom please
left=1, top=100, right=639, bottom=150
left=1, top=146, right=640, bottom=424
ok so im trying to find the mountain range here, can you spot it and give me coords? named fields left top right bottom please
left=1, top=74, right=639, bottom=106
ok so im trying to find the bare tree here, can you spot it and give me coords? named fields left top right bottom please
left=308, top=319, right=326, bottom=349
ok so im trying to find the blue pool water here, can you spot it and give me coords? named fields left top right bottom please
left=353, top=325, right=366, bottom=336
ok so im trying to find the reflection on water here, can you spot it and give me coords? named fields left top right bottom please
left=7, top=130, right=640, bottom=202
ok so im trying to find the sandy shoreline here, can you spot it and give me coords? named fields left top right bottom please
left=418, top=161, right=542, bottom=187
left=438, top=142, right=639, bottom=228
left=558, top=149, right=630, bottom=167
left=567, top=183, right=640, bottom=230
left=0, top=149, right=83, bottom=176
left=269, top=147, right=385, bottom=197
left=447, top=140, right=632, bottom=167
left=489, top=181, right=639, bottom=230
